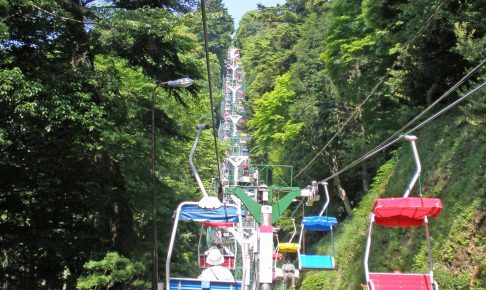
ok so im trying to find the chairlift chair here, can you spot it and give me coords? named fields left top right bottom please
left=274, top=218, right=301, bottom=282
left=277, top=219, right=300, bottom=254
left=297, top=182, right=338, bottom=270
left=166, top=124, right=245, bottom=290
left=198, top=222, right=238, bottom=270
left=364, top=136, right=442, bottom=290
left=166, top=202, right=245, bottom=290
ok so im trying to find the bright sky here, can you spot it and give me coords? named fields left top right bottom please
left=222, top=0, right=287, bottom=30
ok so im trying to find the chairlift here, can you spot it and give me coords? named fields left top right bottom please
left=198, top=222, right=238, bottom=271
left=297, top=182, right=338, bottom=270
left=166, top=202, right=245, bottom=290
left=277, top=219, right=300, bottom=254
left=273, top=219, right=301, bottom=283
left=166, top=124, right=245, bottom=290
left=364, top=135, right=442, bottom=290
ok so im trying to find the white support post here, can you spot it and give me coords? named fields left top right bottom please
left=424, top=216, right=435, bottom=285
left=228, top=156, right=248, bottom=186
left=288, top=218, right=297, bottom=243
left=259, top=206, right=273, bottom=290
left=364, top=214, right=375, bottom=284
left=319, top=182, right=330, bottom=216
left=230, top=86, right=239, bottom=103
left=189, top=125, right=209, bottom=198
left=402, top=135, right=422, bottom=197
left=297, top=221, right=305, bottom=270
left=230, top=115, right=242, bottom=136
left=165, top=203, right=185, bottom=290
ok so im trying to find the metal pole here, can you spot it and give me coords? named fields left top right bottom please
left=402, top=135, right=421, bottom=197
left=364, top=214, right=374, bottom=283
left=189, top=124, right=209, bottom=197
left=319, top=182, right=330, bottom=216
left=424, top=217, right=435, bottom=283
left=151, top=92, right=158, bottom=290
left=259, top=206, right=273, bottom=290
left=166, top=203, right=185, bottom=290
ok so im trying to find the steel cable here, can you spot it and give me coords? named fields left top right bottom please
left=201, top=0, right=222, bottom=186
left=294, top=0, right=447, bottom=179
left=320, top=81, right=486, bottom=183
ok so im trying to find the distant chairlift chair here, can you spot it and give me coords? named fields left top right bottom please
left=198, top=221, right=238, bottom=270
left=297, top=182, right=338, bottom=270
left=364, top=135, right=442, bottom=290
left=275, top=218, right=301, bottom=280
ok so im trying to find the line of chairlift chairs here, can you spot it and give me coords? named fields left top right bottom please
left=165, top=133, right=442, bottom=290
left=165, top=48, right=442, bottom=290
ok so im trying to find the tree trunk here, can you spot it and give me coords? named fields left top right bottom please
left=362, top=162, right=369, bottom=192
left=328, top=155, right=352, bottom=216
left=107, top=160, right=135, bottom=256
left=358, top=110, right=369, bottom=192
left=61, top=0, right=91, bottom=69
left=96, top=153, right=135, bottom=256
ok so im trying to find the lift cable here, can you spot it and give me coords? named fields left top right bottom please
left=293, top=0, right=447, bottom=179
left=367, top=59, right=485, bottom=157
left=290, top=61, right=484, bottom=220
left=201, top=0, right=222, bottom=185
left=320, top=81, right=486, bottom=183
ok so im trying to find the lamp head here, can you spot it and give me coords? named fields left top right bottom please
left=166, top=77, right=194, bottom=88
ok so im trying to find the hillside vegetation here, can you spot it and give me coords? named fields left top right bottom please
left=300, top=111, right=486, bottom=289
left=234, top=0, right=485, bottom=289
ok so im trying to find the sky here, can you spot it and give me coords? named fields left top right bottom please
left=222, top=0, right=287, bottom=30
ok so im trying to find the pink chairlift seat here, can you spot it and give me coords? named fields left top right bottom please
left=372, top=197, right=442, bottom=227
left=368, top=273, right=434, bottom=290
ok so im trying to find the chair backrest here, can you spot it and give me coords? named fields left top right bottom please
left=199, top=254, right=235, bottom=270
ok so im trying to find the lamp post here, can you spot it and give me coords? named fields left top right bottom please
left=152, top=77, right=193, bottom=290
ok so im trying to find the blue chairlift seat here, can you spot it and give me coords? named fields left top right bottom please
left=177, top=204, right=245, bottom=223
left=300, top=216, right=337, bottom=270
left=170, top=278, right=242, bottom=290
left=300, top=255, right=335, bottom=270
left=302, top=216, right=337, bottom=231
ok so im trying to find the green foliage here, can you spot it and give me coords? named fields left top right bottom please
left=237, top=7, right=300, bottom=99
left=0, top=0, right=229, bottom=288
left=77, top=252, right=149, bottom=289
left=198, top=0, right=234, bottom=66
left=249, top=73, right=303, bottom=156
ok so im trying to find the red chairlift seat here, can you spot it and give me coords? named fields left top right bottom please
left=368, top=273, right=435, bottom=290
left=372, top=197, right=442, bottom=227
left=202, top=222, right=235, bottom=228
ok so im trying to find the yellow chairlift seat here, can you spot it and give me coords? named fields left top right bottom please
left=278, top=243, right=300, bottom=253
